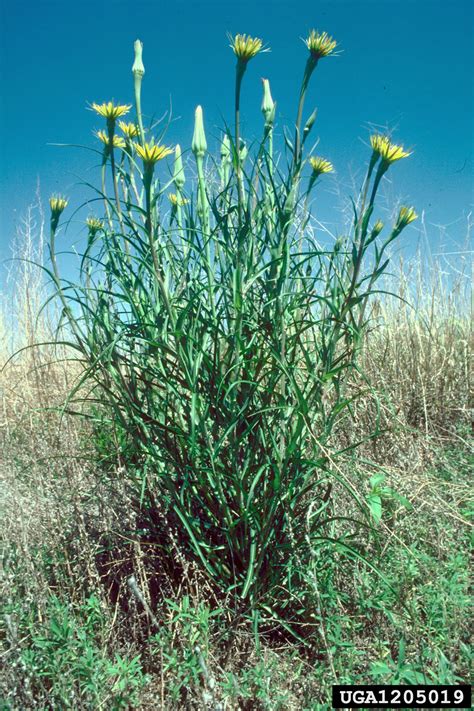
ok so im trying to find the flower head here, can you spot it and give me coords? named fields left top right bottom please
left=168, top=193, right=189, bottom=207
left=371, top=220, right=384, bottom=238
left=229, top=33, right=265, bottom=63
left=370, top=134, right=412, bottom=164
left=118, top=121, right=140, bottom=139
left=91, top=101, right=131, bottom=120
left=49, top=195, right=68, bottom=216
left=50, top=195, right=68, bottom=232
left=86, top=216, right=104, bottom=234
left=396, top=206, right=418, bottom=229
left=95, top=130, right=126, bottom=149
left=134, top=141, right=174, bottom=166
left=309, top=156, right=334, bottom=177
left=305, top=30, right=337, bottom=60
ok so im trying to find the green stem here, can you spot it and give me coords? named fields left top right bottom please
left=101, top=163, right=113, bottom=230
left=144, top=171, right=175, bottom=327
left=49, top=226, right=85, bottom=345
left=294, top=56, right=317, bottom=166
left=196, top=156, right=216, bottom=321
left=134, top=74, right=145, bottom=145
left=235, top=63, right=246, bottom=218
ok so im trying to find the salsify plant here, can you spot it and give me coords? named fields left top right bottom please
left=47, top=32, right=417, bottom=632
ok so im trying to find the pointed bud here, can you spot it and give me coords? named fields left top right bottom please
left=132, top=40, right=145, bottom=77
left=303, top=108, right=318, bottom=138
left=395, top=206, right=417, bottom=230
left=173, top=144, right=185, bottom=189
left=220, top=134, right=232, bottom=164
left=371, top=220, right=384, bottom=238
left=261, top=78, right=275, bottom=125
left=192, top=106, right=207, bottom=158
left=334, top=236, right=344, bottom=253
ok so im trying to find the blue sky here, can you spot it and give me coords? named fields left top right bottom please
left=0, top=0, right=473, bottom=264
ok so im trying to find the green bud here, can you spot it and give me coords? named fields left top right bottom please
left=395, top=206, right=417, bottom=230
left=334, top=236, right=344, bottom=252
left=371, top=220, right=384, bottom=238
left=220, top=134, right=231, bottom=164
left=283, top=183, right=297, bottom=216
left=192, top=105, right=207, bottom=158
left=132, top=39, right=145, bottom=76
left=261, top=78, right=275, bottom=125
left=173, top=144, right=185, bottom=189
left=303, top=108, right=318, bottom=138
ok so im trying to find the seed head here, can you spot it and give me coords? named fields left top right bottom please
left=118, top=121, right=140, bottom=139
left=229, top=33, right=265, bottom=63
left=134, top=141, right=174, bottom=166
left=396, top=206, right=418, bottom=229
left=305, top=30, right=337, bottom=59
left=370, top=134, right=412, bottom=164
left=309, top=156, right=334, bottom=177
left=92, top=101, right=131, bottom=120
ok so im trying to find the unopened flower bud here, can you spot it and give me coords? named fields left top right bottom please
left=303, top=108, right=318, bottom=137
left=132, top=40, right=145, bottom=77
left=395, top=206, right=417, bottom=230
left=192, top=106, right=207, bottom=158
left=220, top=134, right=232, bottom=164
left=371, top=220, right=384, bottom=238
left=334, top=236, right=344, bottom=252
left=261, top=78, right=275, bottom=125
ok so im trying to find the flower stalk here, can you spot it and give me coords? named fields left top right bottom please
left=132, top=40, right=145, bottom=144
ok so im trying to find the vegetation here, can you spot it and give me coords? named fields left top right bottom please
left=1, top=30, right=471, bottom=710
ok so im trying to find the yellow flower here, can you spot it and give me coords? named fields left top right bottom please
left=95, top=130, right=126, bottom=148
left=396, top=206, right=418, bottom=229
left=118, top=121, right=140, bottom=138
left=372, top=220, right=384, bottom=237
left=168, top=193, right=189, bottom=206
left=91, top=101, right=131, bottom=120
left=134, top=141, right=174, bottom=165
left=370, top=134, right=412, bottom=163
left=309, top=156, right=334, bottom=176
left=305, top=30, right=337, bottom=59
left=86, top=216, right=104, bottom=234
left=229, top=33, right=265, bottom=62
left=49, top=195, right=68, bottom=215
left=50, top=195, right=68, bottom=232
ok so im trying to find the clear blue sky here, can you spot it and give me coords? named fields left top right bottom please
left=0, top=0, right=473, bottom=264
